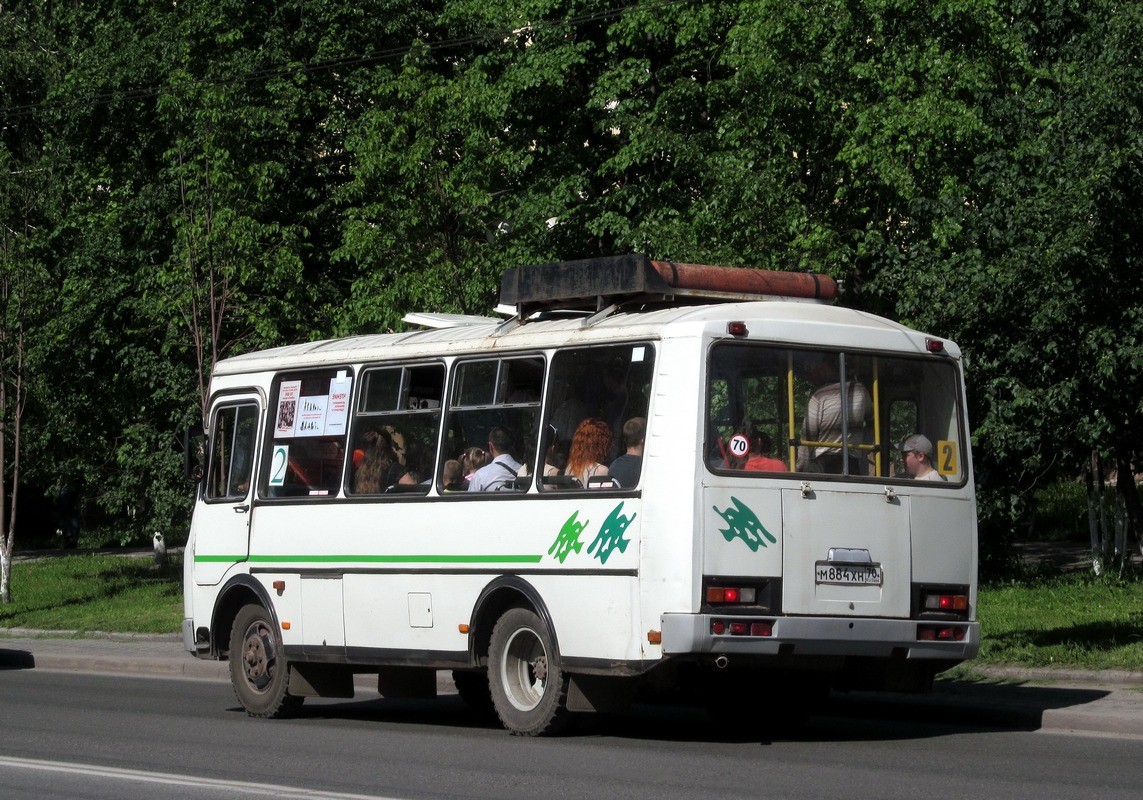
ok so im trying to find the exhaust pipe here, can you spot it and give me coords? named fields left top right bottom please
left=714, top=654, right=729, bottom=669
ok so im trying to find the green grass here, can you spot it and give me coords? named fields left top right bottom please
left=0, top=554, right=182, bottom=634
left=3, top=554, right=1142, bottom=675
left=970, top=572, right=1143, bottom=671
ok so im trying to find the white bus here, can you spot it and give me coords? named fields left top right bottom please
left=183, top=254, right=979, bottom=735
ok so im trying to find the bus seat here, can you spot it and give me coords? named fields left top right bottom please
left=541, top=475, right=582, bottom=490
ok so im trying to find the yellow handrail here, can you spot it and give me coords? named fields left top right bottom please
left=786, top=353, right=797, bottom=467
left=872, top=359, right=882, bottom=477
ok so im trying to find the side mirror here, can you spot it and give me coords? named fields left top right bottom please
left=183, top=425, right=205, bottom=482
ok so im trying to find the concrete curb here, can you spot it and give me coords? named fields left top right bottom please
left=968, top=664, right=1143, bottom=686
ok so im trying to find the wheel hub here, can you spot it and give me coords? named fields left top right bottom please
left=242, top=627, right=275, bottom=690
left=531, top=654, right=548, bottom=684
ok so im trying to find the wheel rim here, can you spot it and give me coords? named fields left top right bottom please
left=500, top=625, right=547, bottom=712
left=239, top=619, right=277, bottom=693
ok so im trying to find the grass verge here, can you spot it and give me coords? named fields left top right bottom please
left=0, top=553, right=182, bottom=635
left=971, top=571, right=1143, bottom=671
left=2, top=554, right=1141, bottom=674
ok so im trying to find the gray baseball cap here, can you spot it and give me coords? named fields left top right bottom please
left=901, top=434, right=934, bottom=456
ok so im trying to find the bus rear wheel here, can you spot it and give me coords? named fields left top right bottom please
left=487, top=607, right=570, bottom=736
left=229, top=604, right=304, bottom=718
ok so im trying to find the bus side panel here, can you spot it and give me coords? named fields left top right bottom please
left=636, top=334, right=703, bottom=660
left=246, top=496, right=645, bottom=666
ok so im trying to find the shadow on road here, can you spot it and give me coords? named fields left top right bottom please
left=224, top=678, right=1114, bottom=744
left=0, top=649, right=36, bottom=670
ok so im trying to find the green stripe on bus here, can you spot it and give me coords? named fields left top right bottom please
left=194, top=554, right=543, bottom=564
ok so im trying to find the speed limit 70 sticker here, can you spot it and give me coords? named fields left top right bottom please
left=728, top=434, right=750, bottom=459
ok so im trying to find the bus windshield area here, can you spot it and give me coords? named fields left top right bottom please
left=707, top=343, right=965, bottom=483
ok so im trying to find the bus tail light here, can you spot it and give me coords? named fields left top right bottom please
left=706, top=586, right=757, bottom=604
left=923, top=593, right=968, bottom=612
left=917, top=624, right=966, bottom=641
left=711, top=618, right=774, bottom=637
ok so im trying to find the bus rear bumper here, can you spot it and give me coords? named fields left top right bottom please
left=660, top=613, right=980, bottom=661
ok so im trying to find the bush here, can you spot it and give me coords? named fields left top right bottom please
left=1031, top=481, right=1096, bottom=543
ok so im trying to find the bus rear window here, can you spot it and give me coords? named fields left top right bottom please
left=707, top=344, right=964, bottom=483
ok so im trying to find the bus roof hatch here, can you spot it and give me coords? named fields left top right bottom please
left=499, top=254, right=837, bottom=318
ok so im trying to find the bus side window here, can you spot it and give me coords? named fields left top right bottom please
left=445, top=356, right=543, bottom=493
left=350, top=363, right=445, bottom=496
left=206, top=403, right=259, bottom=501
left=262, top=369, right=354, bottom=499
left=540, top=343, right=655, bottom=491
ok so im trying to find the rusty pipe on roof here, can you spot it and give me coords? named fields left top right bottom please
left=649, top=260, right=838, bottom=301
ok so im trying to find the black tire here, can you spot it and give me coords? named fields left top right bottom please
left=452, top=669, right=496, bottom=719
left=228, top=604, right=304, bottom=718
left=487, top=607, right=571, bottom=736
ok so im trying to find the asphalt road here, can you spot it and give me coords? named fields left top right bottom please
left=3, top=668, right=1143, bottom=800
left=5, top=631, right=1143, bottom=736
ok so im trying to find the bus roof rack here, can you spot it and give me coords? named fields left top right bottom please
left=499, top=254, right=837, bottom=319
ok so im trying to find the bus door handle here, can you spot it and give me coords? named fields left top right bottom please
left=233, top=504, right=250, bottom=514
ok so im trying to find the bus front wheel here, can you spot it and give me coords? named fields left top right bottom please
left=487, top=607, right=571, bottom=736
left=229, top=604, right=304, bottom=718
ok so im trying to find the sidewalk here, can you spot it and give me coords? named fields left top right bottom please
left=2, top=630, right=1140, bottom=736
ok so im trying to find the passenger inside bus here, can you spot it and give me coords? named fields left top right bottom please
left=564, top=418, right=612, bottom=487
left=542, top=438, right=571, bottom=477
left=796, top=358, right=871, bottom=474
left=744, top=431, right=787, bottom=472
left=468, top=427, right=523, bottom=492
left=460, top=446, right=489, bottom=484
left=608, top=417, right=645, bottom=488
left=353, top=428, right=402, bottom=494
left=441, top=459, right=466, bottom=492
left=901, top=434, right=946, bottom=481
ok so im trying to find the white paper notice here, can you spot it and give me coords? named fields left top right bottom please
left=294, top=394, right=329, bottom=437
left=324, top=374, right=352, bottom=437
left=276, top=380, right=301, bottom=436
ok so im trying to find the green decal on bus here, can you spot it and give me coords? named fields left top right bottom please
left=713, top=496, right=777, bottom=552
left=588, top=502, right=635, bottom=564
left=548, top=511, right=588, bottom=564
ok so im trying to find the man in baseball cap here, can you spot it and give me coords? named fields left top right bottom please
left=901, top=434, right=945, bottom=481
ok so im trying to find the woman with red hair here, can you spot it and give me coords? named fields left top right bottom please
left=564, top=418, right=612, bottom=486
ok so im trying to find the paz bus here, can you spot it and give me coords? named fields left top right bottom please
left=183, top=254, right=979, bottom=735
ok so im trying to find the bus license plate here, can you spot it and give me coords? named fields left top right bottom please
left=814, top=562, right=883, bottom=586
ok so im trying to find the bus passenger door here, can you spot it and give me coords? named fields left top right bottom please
left=193, top=395, right=261, bottom=586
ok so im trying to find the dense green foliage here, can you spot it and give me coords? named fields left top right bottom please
left=1, top=1, right=1141, bottom=552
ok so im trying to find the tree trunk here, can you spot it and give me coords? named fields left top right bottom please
left=1114, top=438, right=1143, bottom=562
